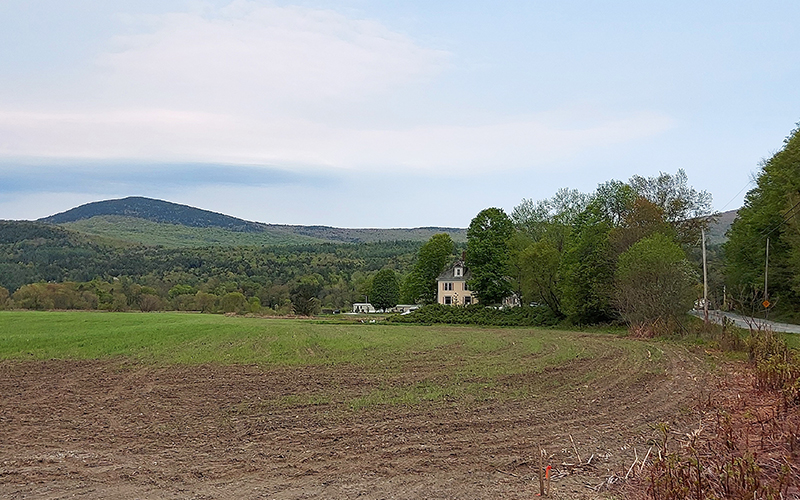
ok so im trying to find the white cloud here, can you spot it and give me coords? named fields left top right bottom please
left=0, top=108, right=674, bottom=173
left=97, top=1, right=447, bottom=110
left=0, top=1, right=675, bottom=175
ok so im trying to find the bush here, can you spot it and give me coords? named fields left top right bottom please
left=221, top=292, right=248, bottom=314
left=138, top=294, right=163, bottom=312
left=614, top=233, right=695, bottom=336
left=387, top=304, right=559, bottom=327
left=745, top=328, right=800, bottom=403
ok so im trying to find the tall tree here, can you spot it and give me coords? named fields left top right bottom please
left=628, top=169, right=713, bottom=246
left=510, top=188, right=592, bottom=315
left=371, top=268, right=400, bottom=311
left=466, top=207, right=514, bottom=305
left=725, top=124, right=800, bottom=311
left=559, top=203, right=616, bottom=324
left=608, top=196, right=675, bottom=257
left=615, top=233, right=696, bottom=335
left=405, top=233, right=455, bottom=304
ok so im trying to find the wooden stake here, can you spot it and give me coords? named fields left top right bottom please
left=569, top=434, right=582, bottom=464
left=538, top=446, right=544, bottom=496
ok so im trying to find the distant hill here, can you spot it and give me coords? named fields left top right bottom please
left=39, top=197, right=467, bottom=248
left=41, top=196, right=265, bottom=232
left=706, top=209, right=738, bottom=245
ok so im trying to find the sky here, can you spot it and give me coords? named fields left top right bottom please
left=1, top=0, right=798, bottom=228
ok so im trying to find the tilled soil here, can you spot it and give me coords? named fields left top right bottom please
left=0, top=346, right=712, bottom=499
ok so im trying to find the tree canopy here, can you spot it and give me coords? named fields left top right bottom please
left=371, top=269, right=400, bottom=311
left=466, top=207, right=514, bottom=305
left=507, top=169, right=709, bottom=328
left=615, top=233, right=696, bottom=334
left=403, top=233, right=455, bottom=304
left=724, top=124, right=800, bottom=315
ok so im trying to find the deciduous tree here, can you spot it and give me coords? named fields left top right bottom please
left=559, top=204, right=616, bottom=324
left=615, top=233, right=696, bottom=335
left=629, top=169, right=713, bottom=246
left=725, top=124, right=800, bottom=312
left=405, top=234, right=455, bottom=304
left=221, top=292, right=247, bottom=314
left=466, top=208, right=514, bottom=305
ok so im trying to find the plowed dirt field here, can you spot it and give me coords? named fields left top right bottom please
left=0, top=337, right=713, bottom=499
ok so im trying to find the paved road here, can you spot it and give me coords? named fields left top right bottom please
left=690, top=310, right=800, bottom=334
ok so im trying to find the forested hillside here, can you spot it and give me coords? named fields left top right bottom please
left=42, top=196, right=267, bottom=231
left=0, top=220, right=424, bottom=312
left=40, top=197, right=467, bottom=247
left=60, top=216, right=325, bottom=247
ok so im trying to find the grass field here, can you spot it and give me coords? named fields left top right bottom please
left=0, top=310, right=662, bottom=407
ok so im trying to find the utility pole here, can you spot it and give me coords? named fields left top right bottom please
left=702, top=228, right=709, bottom=325
left=764, top=237, right=770, bottom=319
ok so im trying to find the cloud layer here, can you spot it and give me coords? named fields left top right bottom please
left=0, top=1, right=672, bottom=175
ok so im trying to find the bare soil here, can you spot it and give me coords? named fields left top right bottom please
left=0, top=346, right=714, bottom=499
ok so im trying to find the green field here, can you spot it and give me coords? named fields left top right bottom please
left=0, top=310, right=642, bottom=364
left=0, top=310, right=665, bottom=406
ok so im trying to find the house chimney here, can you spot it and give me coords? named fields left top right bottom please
left=461, top=251, right=466, bottom=261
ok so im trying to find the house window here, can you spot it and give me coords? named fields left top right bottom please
left=444, top=296, right=452, bottom=305
left=443, top=282, right=453, bottom=291
left=463, top=282, right=469, bottom=291
left=454, top=266, right=462, bottom=277
left=464, top=296, right=472, bottom=305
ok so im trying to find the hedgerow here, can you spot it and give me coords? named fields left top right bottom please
left=387, top=304, right=559, bottom=327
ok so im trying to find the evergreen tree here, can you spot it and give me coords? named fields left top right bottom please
left=370, top=269, right=400, bottom=311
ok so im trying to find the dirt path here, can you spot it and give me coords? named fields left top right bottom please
left=0, top=344, right=713, bottom=499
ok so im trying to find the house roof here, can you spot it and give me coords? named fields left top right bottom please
left=436, top=259, right=471, bottom=281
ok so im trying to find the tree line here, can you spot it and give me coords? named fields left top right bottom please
left=0, top=226, right=424, bottom=314
left=724, top=123, right=800, bottom=321
left=461, top=169, right=712, bottom=334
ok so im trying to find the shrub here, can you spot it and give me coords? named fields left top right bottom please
left=614, top=233, right=695, bottom=336
left=387, top=304, right=559, bottom=327
left=138, top=294, right=163, bottom=312
left=221, top=292, right=248, bottom=314
left=745, top=328, right=800, bottom=403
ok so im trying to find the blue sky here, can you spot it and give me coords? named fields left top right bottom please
left=1, top=0, right=798, bottom=227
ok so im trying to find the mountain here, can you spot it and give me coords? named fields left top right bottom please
left=41, top=196, right=264, bottom=232
left=706, top=209, right=738, bottom=245
left=38, top=197, right=467, bottom=247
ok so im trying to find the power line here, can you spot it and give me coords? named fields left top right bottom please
left=718, top=179, right=755, bottom=213
left=760, top=197, right=800, bottom=239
